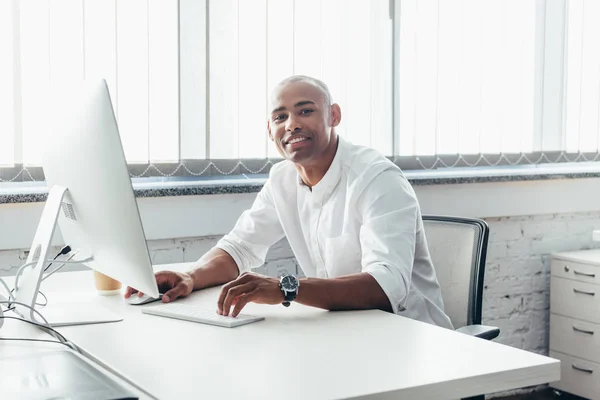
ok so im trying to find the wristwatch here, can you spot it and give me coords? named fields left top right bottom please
left=279, top=274, right=299, bottom=307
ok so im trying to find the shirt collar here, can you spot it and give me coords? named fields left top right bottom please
left=297, top=135, right=344, bottom=200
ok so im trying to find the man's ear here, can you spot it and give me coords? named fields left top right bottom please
left=330, top=103, right=342, bottom=128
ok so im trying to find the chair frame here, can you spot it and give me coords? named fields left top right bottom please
left=422, top=215, right=490, bottom=326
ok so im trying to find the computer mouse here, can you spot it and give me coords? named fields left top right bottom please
left=126, top=293, right=163, bottom=305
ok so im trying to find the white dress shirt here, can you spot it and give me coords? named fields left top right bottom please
left=216, top=136, right=453, bottom=329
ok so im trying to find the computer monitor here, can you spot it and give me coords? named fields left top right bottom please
left=13, top=79, right=159, bottom=326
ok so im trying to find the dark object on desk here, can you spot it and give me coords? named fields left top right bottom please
left=0, top=349, right=138, bottom=400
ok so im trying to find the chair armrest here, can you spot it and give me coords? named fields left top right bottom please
left=456, top=324, right=500, bottom=340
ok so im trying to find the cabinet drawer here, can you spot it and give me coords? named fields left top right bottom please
left=550, top=314, right=600, bottom=362
left=550, top=351, right=600, bottom=399
left=551, top=277, right=600, bottom=323
left=552, top=258, right=600, bottom=284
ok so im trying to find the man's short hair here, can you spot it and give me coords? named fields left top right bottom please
left=273, top=75, right=333, bottom=107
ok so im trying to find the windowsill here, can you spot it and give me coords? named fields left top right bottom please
left=405, top=161, right=600, bottom=183
left=2, top=162, right=600, bottom=204
left=4, top=162, right=600, bottom=251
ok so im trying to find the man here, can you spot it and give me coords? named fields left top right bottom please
left=125, top=75, right=453, bottom=329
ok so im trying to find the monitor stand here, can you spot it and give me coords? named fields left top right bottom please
left=38, top=301, right=122, bottom=327
left=12, top=185, right=122, bottom=326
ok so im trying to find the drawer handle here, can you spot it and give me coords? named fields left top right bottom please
left=573, top=326, right=595, bottom=335
left=574, top=270, right=596, bottom=278
left=572, top=364, right=594, bottom=374
left=573, top=288, right=595, bottom=296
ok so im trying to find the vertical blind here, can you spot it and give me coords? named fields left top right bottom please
left=0, top=1, right=15, bottom=166
left=2, top=0, right=600, bottom=173
left=398, top=0, right=600, bottom=161
left=5, top=0, right=180, bottom=166
left=0, top=0, right=392, bottom=167
left=397, top=0, right=536, bottom=157
left=209, top=0, right=392, bottom=160
left=564, top=0, right=600, bottom=153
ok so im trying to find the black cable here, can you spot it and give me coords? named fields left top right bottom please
left=0, top=246, right=78, bottom=352
left=0, top=315, right=70, bottom=344
left=44, top=245, right=72, bottom=273
left=8, top=245, right=71, bottom=308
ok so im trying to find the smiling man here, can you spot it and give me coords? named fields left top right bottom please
left=125, top=75, right=453, bottom=329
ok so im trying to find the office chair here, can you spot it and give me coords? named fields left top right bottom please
left=422, top=215, right=499, bottom=339
left=422, top=215, right=499, bottom=400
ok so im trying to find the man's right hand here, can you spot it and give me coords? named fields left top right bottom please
left=124, top=270, right=195, bottom=303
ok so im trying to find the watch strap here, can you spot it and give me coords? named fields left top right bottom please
left=284, top=289, right=297, bottom=302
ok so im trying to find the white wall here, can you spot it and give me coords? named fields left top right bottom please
left=4, top=177, right=600, bottom=251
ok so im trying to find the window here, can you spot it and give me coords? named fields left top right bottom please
left=397, top=0, right=536, bottom=156
left=396, top=0, right=600, bottom=168
left=0, top=0, right=391, bottom=174
left=207, top=0, right=392, bottom=159
left=3, top=0, right=180, bottom=166
left=564, top=0, right=600, bottom=153
left=1, top=0, right=599, bottom=180
left=0, top=1, right=15, bottom=166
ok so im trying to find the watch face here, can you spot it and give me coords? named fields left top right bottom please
left=281, top=275, right=298, bottom=291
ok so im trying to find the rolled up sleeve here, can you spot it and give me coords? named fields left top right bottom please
left=215, top=179, right=285, bottom=274
left=358, top=170, right=419, bottom=314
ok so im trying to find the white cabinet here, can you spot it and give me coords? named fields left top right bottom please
left=550, top=249, right=600, bottom=399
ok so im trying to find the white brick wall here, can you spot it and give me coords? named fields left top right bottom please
left=3, top=211, right=600, bottom=370
left=484, top=211, right=600, bottom=357
left=0, top=236, right=299, bottom=278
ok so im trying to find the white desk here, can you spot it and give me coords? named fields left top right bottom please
left=0, top=318, right=148, bottom=399
left=3, top=263, right=560, bottom=400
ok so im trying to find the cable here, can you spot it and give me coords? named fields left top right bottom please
left=14, top=255, right=92, bottom=290
left=13, top=261, right=42, bottom=291
left=4, top=247, right=74, bottom=299
left=7, top=248, right=78, bottom=305
left=0, top=315, right=70, bottom=344
left=41, top=251, right=81, bottom=282
left=44, top=245, right=72, bottom=272
left=0, top=277, right=12, bottom=301
left=0, top=337, right=74, bottom=349
left=35, top=291, right=48, bottom=307
left=1, top=300, right=51, bottom=326
left=14, top=245, right=73, bottom=290
left=0, top=248, right=79, bottom=353
left=8, top=247, right=87, bottom=316
left=0, top=302, right=78, bottom=352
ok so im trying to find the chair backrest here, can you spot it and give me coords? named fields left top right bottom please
left=422, top=215, right=489, bottom=329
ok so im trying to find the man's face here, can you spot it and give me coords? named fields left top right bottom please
left=267, top=81, right=340, bottom=165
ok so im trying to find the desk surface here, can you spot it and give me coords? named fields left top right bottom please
left=0, top=319, right=147, bottom=399
left=6, top=263, right=560, bottom=400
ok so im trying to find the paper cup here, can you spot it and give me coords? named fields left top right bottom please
left=93, top=270, right=122, bottom=296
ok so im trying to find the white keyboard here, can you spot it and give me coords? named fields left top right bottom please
left=141, top=303, right=264, bottom=328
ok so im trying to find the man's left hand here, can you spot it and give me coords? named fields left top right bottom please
left=217, top=272, right=284, bottom=317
